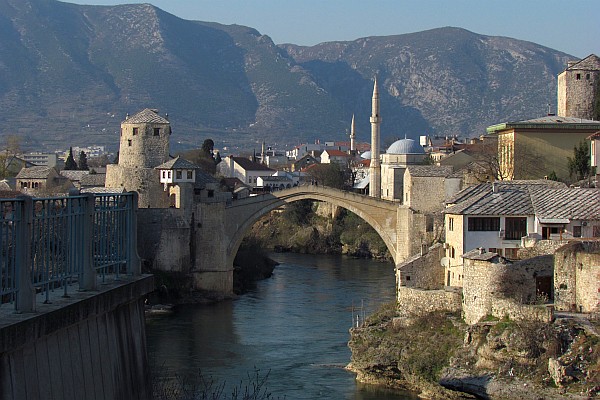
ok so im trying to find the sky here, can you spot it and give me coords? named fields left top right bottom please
left=69, top=0, right=599, bottom=59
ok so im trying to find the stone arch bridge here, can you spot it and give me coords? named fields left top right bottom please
left=223, top=186, right=427, bottom=277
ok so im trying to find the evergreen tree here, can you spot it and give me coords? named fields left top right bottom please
left=64, top=147, right=78, bottom=170
left=567, top=140, right=591, bottom=181
left=78, top=151, right=89, bottom=171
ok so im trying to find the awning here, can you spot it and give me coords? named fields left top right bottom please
left=539, top=218, right=569, bottom=224
left=353, top=175, right=370, bottom=189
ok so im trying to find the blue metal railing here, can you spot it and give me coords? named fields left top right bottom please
left=0, top=192, right=140, bottom=312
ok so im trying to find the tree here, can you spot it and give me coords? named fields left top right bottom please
left=0, top=135, right=22, bottom=179
left=201, top=139, right=215, bottom=159
left=64, top=147, right=78, bottom=170
left=78, top=151, right=89, bottom=171
left=306, top=163, right=348, bottom=189
left=567, top=140, right=591, bottom=181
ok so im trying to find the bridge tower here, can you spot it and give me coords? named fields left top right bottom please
left=369, top=78, right=382, bottom=198
left=557, top=54, right=600, bottom=120
left=105, top=108, right=171, bottom=208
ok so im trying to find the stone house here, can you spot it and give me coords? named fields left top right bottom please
left=443, top=181, right=600, bottom=287
left=16, top=166, right=73, bottom=194
left=218, top=155, right=275, bottom=188
left=60, top=170, right=89, bottom=189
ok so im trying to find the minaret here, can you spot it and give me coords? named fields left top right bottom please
left=369, top=78, right=381, bottom=198
left=350, top=114, right=356, bottom=152
left=261, top=140, right=266, bottom=165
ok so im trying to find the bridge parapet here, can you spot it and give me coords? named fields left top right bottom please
left=0, top=192, right=142, bottom=313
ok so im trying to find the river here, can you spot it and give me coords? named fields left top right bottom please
left=146, top=253, right=418, bottom=399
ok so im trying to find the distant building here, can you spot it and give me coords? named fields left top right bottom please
left=20, top=152, right=59, bottom=168
left=218, top=156, right=275, bottom=188
left=16, top=166, right=73, bottom=194
left=487, top=116, right=600, bottom=180
left=320, top=149, right=351, bottom=165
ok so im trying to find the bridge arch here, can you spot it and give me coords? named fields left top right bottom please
left=224, top=186, right=402, bottom=270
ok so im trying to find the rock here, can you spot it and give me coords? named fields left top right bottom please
left=548, top=357, right=575, bottom=386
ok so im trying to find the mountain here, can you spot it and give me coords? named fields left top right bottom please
left=0, top=0, right=573, bottom=153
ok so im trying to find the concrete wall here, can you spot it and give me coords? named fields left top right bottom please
left=554, top=240, right=600, bottom=313
left=0, top=276, right=154, bottom=400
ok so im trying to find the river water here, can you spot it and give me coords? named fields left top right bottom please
left=146, top=253, right=418, bottom=399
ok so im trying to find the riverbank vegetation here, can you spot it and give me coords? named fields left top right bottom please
left=348, top=302, right=600, bottom=399
left=244, top=199, right=391, bottom=260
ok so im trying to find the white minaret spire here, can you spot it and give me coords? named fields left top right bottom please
left=350, top=114, right=356, bottom=152
left=369, top=77, right=381, bottom=198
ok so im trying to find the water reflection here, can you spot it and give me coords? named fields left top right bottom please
left=147, top=253, right=418, bottom=399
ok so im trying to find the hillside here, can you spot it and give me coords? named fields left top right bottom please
left=0, top=0, right=573, bottom=152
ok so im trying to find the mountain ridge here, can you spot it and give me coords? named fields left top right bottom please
left=0, top=0, right=574, bottom=152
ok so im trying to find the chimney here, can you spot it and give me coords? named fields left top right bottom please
left=479, top=247, right=485, bottom=255
left=492, top=182, right=497, bottom=193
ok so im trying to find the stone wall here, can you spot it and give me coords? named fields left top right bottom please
left=462, top=255, right=553, bottom=324
left=396, top=243, right=444, bottom=291
left=138, top=208, right=192, bottom=273
left=554, top=240, right=600, bottom=313
left=119, top=121, right=170, bottom=168
left=397, top=286, right=462, bottom=318
left=105, top=165, right=169, bottom=208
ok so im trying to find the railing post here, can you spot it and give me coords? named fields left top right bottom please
left=80, top=193, right=96, bottom=290
left=16, top=196, right=35, bottom=313
left=127, top=192, right=141, bottom=276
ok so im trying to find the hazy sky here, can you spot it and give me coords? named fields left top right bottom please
left=69, top=0, right=599, bottom=58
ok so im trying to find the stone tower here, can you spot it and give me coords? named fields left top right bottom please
left=105, top=108, right=171, bottom=208
left=369, top=78, right=382, bottom=198
left=557, top=54, right=600, bottom=120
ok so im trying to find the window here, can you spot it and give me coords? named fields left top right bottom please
left=448, top=217, right=454, bottom=231
left=168, top=171, right=172, bottom=179
left=208, top=190, right=214, bottom=198
left=133, top=127, right=139, bottom=135
left=162, top=171, right=166, bottom=179
left=128, top=140, right=132, bottom=147
left=505, top=217, right=527, bottom=240
left=187, top=171, right=193, bottom=179
left=468, top=217, right=500, bottom=231
left=176, top=170, right=182, bottom=179
left=154, top=128, right=160, bottom=136
left=504, top=247, right=519, bottom=259
left=488, top=247, right=497, bottom=254
left=593, top=226, right=600, bottom=238
left=576, top=73, right=581, bottom=80
left=586, top=73, right=590, bottom=80
left=450, top=246, right=455, bottom=258
left=573, top=225, right=582, bottom=238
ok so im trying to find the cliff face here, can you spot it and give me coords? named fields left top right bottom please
left=0, top=0, right=572, bottom=150
left=348, top=307, right=600, bottom=399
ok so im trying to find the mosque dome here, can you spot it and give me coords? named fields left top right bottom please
left=360, top=151, right=371, bottom=159
left=386, top=138, right=424, bottom=155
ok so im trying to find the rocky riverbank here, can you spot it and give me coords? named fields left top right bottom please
left=348, top=304, right=600, bottom=399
